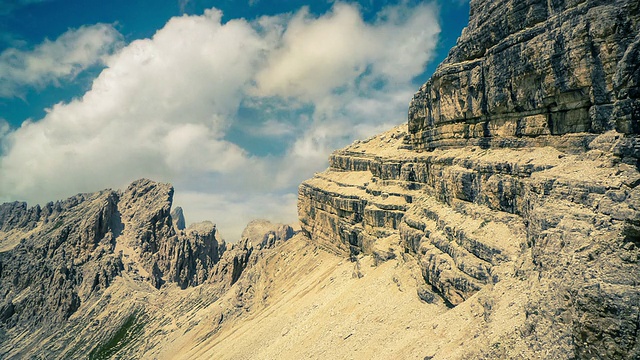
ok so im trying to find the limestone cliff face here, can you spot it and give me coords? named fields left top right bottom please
left=0, top=191, right=123, bottom=329
left=299, top=126, right=640, bottom=356
left=299, top=0, right=640, bottom=357
left=408, top=0, right=640, bottom=152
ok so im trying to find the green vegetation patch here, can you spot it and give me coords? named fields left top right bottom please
left=88, top=312, right=146, bottom=360
left=51, top=220, right=64, bottom=230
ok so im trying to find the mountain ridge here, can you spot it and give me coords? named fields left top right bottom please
left=1, top=0, right=640, bottom=358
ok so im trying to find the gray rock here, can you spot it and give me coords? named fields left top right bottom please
left=298, top=0, right=640, bottom=357
left=416, top=286, right=436, bottom=304
left=240, top=219, right=294, bottom=250
left=171, top=206, right=186, bottom=230
left=408, top=0, right=640, bottom=154
left=0, top=190, right=123, bottom=330
left=0, top=179, right=228, bottom=331
left=0, top=188, right=301, bottom=358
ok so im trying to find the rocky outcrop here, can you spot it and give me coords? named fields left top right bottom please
left=171, top=206, right=186, bottom=230
left=240, top=219, right=294, bottom=250
left=0, top=179, right=226, bottom=331
left=408, top=0, right=640, bottom=154
left=300, top=126, right=530, bottom=305
left=209, top=219, right=294, bottom=287
left=0, top=181, right=296, bottom=359
left=169, top=221, right=225, bottom=289
left=0, top=190, right=123, bottom=330
left=299, top=0, right=640, bottom=357
left=300, top=125, right=640, bottom=358
left=110, top=179, right=227, bottom=289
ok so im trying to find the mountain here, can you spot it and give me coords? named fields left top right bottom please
left=0, top=178, right=297, bottom=358
left=300, top=0, right=640, bottom=357
left=1, top=0, right=639, bottom=358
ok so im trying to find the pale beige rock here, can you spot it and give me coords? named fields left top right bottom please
left=299, top=123, right=640, bottom=357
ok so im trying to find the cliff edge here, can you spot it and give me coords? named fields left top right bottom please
left=408, top=0, right=639, bottom=153
left=299, top=0, right=640, bottom=358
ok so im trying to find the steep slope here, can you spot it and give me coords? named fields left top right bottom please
left=299, top=0, right=640, bottom=358
left=155, top=234, right=444, bottom=360
left=0, top=179, right=294, bottom=359
left=299, top=124, right=640, bottom=358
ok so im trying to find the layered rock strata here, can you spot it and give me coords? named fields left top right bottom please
left=299, top=123, right=640, bottom=357
left=299, top=0, right=640, bottom=357
left=408, top=0, right=640, bottom=153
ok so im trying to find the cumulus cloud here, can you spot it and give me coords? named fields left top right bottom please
left=0, top=2, right=440, bottom=240
left=254, top=2, right=438, bottom=100
left=0, top=118, right=9, bottom=150
left=0, top=24, right=123, bottom=98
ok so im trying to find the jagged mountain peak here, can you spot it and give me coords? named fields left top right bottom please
left=0, top=179, right=217, bottom=323
left=0, top=178, right=298, bottom=358
left=171, top=206, right=186, bottom=231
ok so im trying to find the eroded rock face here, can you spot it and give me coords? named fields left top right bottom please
left=300, top=127, right=529, bottom=305
left=0, top=180, right=297, bottom=359
left=408, top=0, right=640, bottom=153
left=299, top=0, right=640, bottom=357
left=112, top=179, right=227, bottom=290
left=209, top=219, right=294, bottom=287
left=241, top=219, right=294, bottom=250
left=0, top=179, right=226, bottom=331
left=171, top=206, right=186, bottom=230
left=0, top=190, right=123, bottom=330
left=299, top=124, right=640, bottom=357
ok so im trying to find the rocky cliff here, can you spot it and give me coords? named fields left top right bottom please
left=0, top=179, right=294, bottom=358
left=0, top=180, right=212, bottom=330
left=299, top=0, right=640, bottom=358
left=408, top=0, right=639, bottom=154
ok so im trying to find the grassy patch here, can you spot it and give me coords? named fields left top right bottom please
left=52, top=220, right=64, bottom=230
left=88, top=312, right=146, bottom=360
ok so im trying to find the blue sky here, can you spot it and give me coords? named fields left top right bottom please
left=0, top=0, right=469, bottom=240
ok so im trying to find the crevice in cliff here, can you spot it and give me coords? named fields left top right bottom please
left=430, top=284, right=455, bottom=309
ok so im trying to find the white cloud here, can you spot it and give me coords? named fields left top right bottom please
left=0, top=2, right=440, bottom=240
left=249, top=119, right=296, bottom=137
left=0, top=24, right=123, bottom=98
left=254, top=4, right=371, bottom=100
left=253, top=2, right=439, bottom=100
left=0, top=119, right=9, bottom=152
